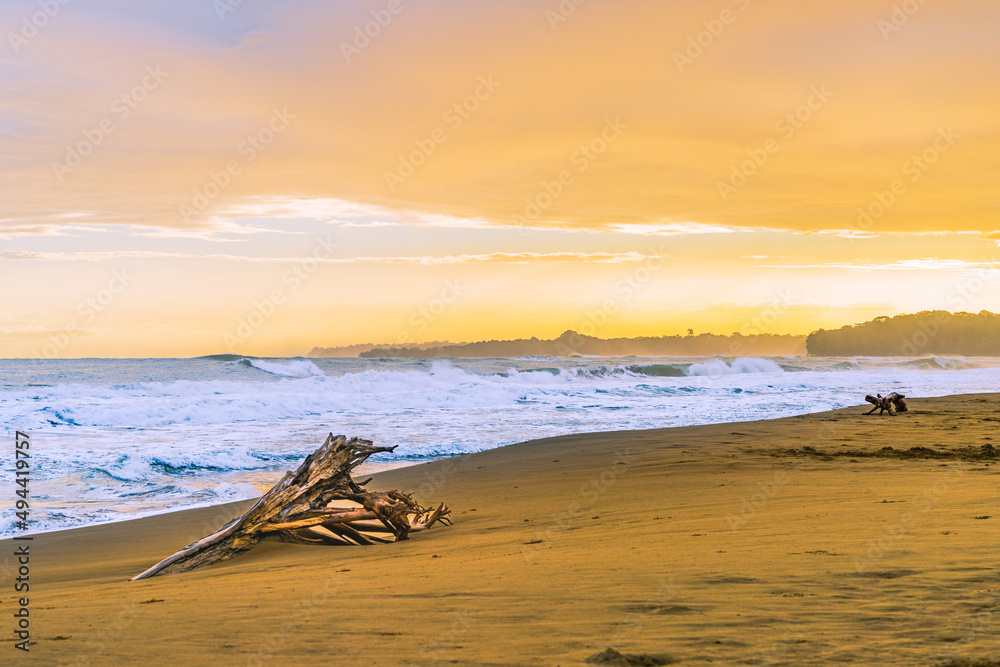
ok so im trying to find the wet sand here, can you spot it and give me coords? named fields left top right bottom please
left=5, top=393, right=999, bottom=666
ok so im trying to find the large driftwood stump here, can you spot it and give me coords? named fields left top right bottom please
left=131, top=434, right=450, bottom=580
left=864, top=392, right=908, bottom=416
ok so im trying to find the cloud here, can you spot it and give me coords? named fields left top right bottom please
left=810, top=230, right=879, bottom=239
left=1, top=0, right=998, bottom=237
left=0, top=325, right=97, bottom=338
left=0, top=250, right=325, bottom=262
left=760, top=258, right=1000, bottom=272
left=216, top=197, right=385, bottom=222
left=601, top=222, right=758, bottom=236
left=0, top=223, right=86, bottom=240
left=344, top=251, right=669, bottom=265
left=0, top=249, right=666, bottom=265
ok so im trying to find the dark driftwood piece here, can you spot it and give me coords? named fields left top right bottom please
left=131, top=434, right=450, bottom=580
left=864, top=392, right=908, bottom=416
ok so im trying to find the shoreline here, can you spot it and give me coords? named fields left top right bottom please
left=6, top=392, right=999, bottom=665
left=7, top=354, right=1000, bottom=542
left=12, top=381, right=1000, bottom=541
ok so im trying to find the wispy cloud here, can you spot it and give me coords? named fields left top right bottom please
left=345, top=251, right=669, bottom=265
left=0, top=223, right=85, bottom=240
left=809, top=229, right=879, bottom=239
left=131, top=220, right=306, bottom=240
left=0, top=324, right=97, bottom=338
left=0, top=250, right=322, bottom=262
left=601, top=222, right=758, bottom=236
left=0, top=249, right=666, bottom=265
left=0, top=220, right=303, bottom=242
left=216, top=197, right=386, bottom=223
left=2, top=1, right=997, bottom=236
left=760, top=258, right=1000, bottom=272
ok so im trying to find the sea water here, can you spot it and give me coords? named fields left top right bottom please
left=1, top=354, right=998, bottom=534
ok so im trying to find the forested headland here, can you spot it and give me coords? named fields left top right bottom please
left=805, top=311, right=1000, bottom=356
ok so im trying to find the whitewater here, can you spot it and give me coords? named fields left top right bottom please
left=1, top=354, right=998, bottom=535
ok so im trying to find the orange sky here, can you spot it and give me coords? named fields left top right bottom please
left=1, top=0, right=998, bottom=357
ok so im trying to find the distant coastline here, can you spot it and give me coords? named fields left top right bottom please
left=308, top=310, right=1000, bottom=359
left=311, top=330, right=806, bottom=358
left=806, top=310, right=999, bottom=356
left=308, top=340, right=456, bottom=358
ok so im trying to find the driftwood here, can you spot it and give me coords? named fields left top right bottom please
left=131, top=434, right=450, bottom=580
left=864, top=392, right=908, bottom=416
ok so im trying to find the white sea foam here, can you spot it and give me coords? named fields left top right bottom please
left=242, top=358, right=326, bottom=377
left=686, top=357, right=784, bottom=376
left=2, top=355, right=998, bottom=535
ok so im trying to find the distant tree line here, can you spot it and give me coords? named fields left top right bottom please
left=309, top=341, right=453, bottom=358
left=359, top=330, right=806, bottom=358
left=805, top=311, right=1000, bottom=356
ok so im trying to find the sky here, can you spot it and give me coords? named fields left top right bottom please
left=1, top=0, right=998, bottom=358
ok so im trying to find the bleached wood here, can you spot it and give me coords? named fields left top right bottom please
left=864, top=392, right=908, bottom=416
left=131, top=434, right=450, bottom=580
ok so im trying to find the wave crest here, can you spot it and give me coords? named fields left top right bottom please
left=238, top=358, right=326, bottom=377
left=686, top=357, right=784, bottom=376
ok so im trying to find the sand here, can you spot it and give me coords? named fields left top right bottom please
left=4, top=393, right=999, bottom=666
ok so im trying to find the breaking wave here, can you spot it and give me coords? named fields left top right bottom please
left=238, top=358, right=326, bottom=377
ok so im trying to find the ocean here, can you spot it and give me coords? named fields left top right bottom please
left=1, top=354, right=998, bottom=535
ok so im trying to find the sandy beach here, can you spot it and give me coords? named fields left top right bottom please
left=6, top=392, right=999, bottom=666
